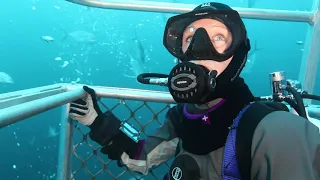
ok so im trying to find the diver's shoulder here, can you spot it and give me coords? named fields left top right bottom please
left=259, top=110, right=316, bottom=131
left=263, top=110, right=304, bottom=122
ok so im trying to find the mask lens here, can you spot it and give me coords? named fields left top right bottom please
left=163, top=9, right=246, bottom=61
left=183, top=24, right=231, bottom=54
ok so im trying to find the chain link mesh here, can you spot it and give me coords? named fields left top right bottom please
left=71, top=97, right=174, bottom=180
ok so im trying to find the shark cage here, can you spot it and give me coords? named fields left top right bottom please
left=1, top=0, right=320, bottom=180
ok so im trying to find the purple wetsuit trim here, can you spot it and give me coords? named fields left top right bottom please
left=134, top=139, right=146, bottom=160
left=183, top=99, right=227, bottom=119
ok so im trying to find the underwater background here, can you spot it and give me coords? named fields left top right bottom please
left=0, top=0, right=319, bottom=179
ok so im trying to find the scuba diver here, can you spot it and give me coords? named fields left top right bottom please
left=69, top=2, right=320, bottom=180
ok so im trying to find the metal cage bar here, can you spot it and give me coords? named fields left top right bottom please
left=0, top=84, right=67, bottom=109
left=0, top=84, right=176, bottom=128
left=57, top=104, right=74, bottom=180
left=1, top=84, right=318, bottom=128
left=298, top=0, right=320, bottom=97
left=65, top=0, right=314, bottom=23
left=0, top=85, right=85, bottom=128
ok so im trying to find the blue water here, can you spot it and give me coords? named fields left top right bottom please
left=0, top=0, right=319, bottom=179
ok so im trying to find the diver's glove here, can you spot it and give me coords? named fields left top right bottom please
left=89, top=111, right=139, bottom=161
left=69, top=86, right=103, bottom=126
left=69, top=86, right=139, bottom=161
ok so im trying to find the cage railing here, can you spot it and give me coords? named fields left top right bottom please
left=65, top=0, right=314, bottom=23
left=0, top=84, right=319, bottom=180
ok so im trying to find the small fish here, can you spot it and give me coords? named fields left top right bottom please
left=242, top=41, right=263, bottom=74
left=132, top=29, right=146, bottom=63
left=161, top=0, right=177, bottom=23
left=123, top=54, right=143, bottom=79
left=71, top=78, right=81, bottom=84
left=75, top=69, right=83, bottom=75
left=55, top=57, right=62, bottom=61
left=62, top=61, right=69, bottom=68
left=296, top=41, right=303, bottom=45
left=0, top=71, right=13, bottom=84
left=248, top=0, right=257, bottom=8
left=41, top=36, right=54, bottom=43
left=48, top=126, right=59, bottom=138
left=92, top=21, right=98, bottom=32
left=135, top=39, right=146, bottom=63
left=61, top=28, right=97, bottom=44
left=28, top=136, right=36, bottom=145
